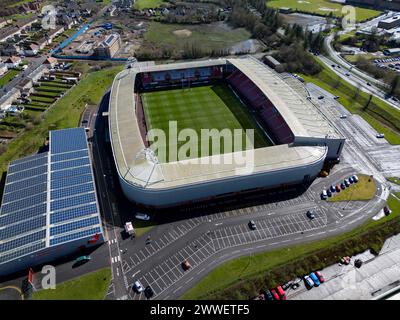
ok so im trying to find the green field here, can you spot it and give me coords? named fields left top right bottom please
left=32, top=268, right=111, bottom=300
left=181, top=193, right=400, bottom=299
left=144, top=22, right=251, bottom=52
left=142, top=84, right=271, bottom=162
left=134, top=0, right=165, bottom=9
left=327, top=174, right=376, bottom=202
left=267, top=0, right=381, bottom=22
left=0, top=69, right=19, bottom=87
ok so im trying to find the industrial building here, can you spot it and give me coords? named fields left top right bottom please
left=109, top=56, right=345, bottom=208
left=94, top=33, right=122, bottom=58
left=378, top=15, right=400, bottom=30
left=0, top=128, right=104, bottom=276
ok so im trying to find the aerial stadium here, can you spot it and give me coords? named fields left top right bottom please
left=109, top=56, right=345, bottom=208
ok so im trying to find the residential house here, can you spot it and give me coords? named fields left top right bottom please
left=22, top=43, right=39, bottom=56
left=0, top=43, right=20, bottom=56
left=28, top=65, right=49, bottom=83
left=0, top=88, right=21, bottom=111
left=43, top=57, right=58, bottom=68
left=4, top=56, right=22, bottom=69
left=0, top=63, right=8, bottom=77
left=16, top=78, right=33, bottom=96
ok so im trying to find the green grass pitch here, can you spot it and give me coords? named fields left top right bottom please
left=142, top=84, right=272, bottom=162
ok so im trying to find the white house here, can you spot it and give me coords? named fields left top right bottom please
left=4, top=56, right=22, bottom=69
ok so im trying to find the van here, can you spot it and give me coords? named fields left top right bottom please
left=321, top=190, right=328, bottom=200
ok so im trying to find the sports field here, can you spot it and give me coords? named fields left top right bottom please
left=267, top=0, right=381, bottom=22
left=142, top=84, right=272, bottom=162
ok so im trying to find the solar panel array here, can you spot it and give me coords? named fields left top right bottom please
left=0, top=128, right=103, bottom=266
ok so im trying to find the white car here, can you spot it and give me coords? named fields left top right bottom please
left=340, top=114, right=347, bottom=119
left=135, top=212, right=150, bottom=221
left=133, top=280, right=144, bottom=293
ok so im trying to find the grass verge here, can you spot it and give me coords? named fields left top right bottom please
left=181, top=194, right=400, bottom=300
left=327, top=174, right=376, bottom=202
left=134, top=0, right=165, bottom=9
left=32, top=268, right=111, bottom=300
left=387, top=177, right=400, bottom=186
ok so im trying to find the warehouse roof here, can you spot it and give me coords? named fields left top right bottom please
left=0, top=128, right=103, bottom=267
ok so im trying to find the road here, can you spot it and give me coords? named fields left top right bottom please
left=87, top=74, right=398, bottom=301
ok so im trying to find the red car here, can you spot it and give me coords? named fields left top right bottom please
left=315, top=271, right=325, bottom=283
left=270, top=289, right=280, bottom=300
left=276, top=285, right=286, bottom=300
left=335, top=185, right=341, bottom=193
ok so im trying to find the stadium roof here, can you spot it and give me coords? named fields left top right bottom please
left=229, top=57, right=340, bottom=139
left=0, top=128, right=103, bottom=266
left=109, top=57, right=329, bottom=190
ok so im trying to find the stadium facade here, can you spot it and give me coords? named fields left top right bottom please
left=0, top=128, right=104, bottom=276
left=109, top=56, right=345, bottom=208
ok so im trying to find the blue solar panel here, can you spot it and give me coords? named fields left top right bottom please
left=7, top=165, right=47, bottom=183
left=0, top=204, right=46, bottom=227
left=1, top=192, right=47, bottom=215
left=51, top=182, right=94, bottom=200
left=50, top=165, right=91, bottom=180
left=8, top=156, right=48, bottom=174
left=0, top=230, right=46, bottom=253
left=51, top=150, right=89, bottom=163
left=0, top=242, right=46, bottom=264
left=50, top=128, right=88, bottom=154
left=50, top=192, right=96, bottom=212
left=50, top=216, right=100, bottom=236
left=51, top=157, right=90, bottom=172
left=5, top=173, right=47, bottom=193
left=50, top=203, right=98, bottom=224
left=0, top=216, right=46, bottom=241
left=50, top=227, right=101, bottom=246
left=10, top=152, right=47, bottom=166
left=2, top=183, right=47, bottom=203
left=50, top=174, right=93, bottom=190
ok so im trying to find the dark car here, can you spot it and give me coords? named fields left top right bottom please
left=263, top=289, right=274, bottom=300
left=144, top=286, right=154, bottom=299
left=340, top=182, right=346, bottom=190
left=248, top=220, right=256, bottom=230
left=318, top=95, right=324, bottom=100
left=330, top=185, right=336, bottom=193
left=336, top=185, right=341, bottom=193
left=306, top=210, right=315, bottom=219
left=384, top=206, right=391, bottom=216
left=327, top=190, right=332, bottom=197
left=355, top=259, right=363, bottom=269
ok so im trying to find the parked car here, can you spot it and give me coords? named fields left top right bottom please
left=376, top=133, right=385, bottom=138
left=315, top=271, right=325, bottom=283
left=281, top=281, right=293, bottom=291
left=330, top=185, right=336, bottom=193
left=355, top=259, right=363, bottom=268
left=321, top=190, right=328, bottom=200
left=318, top=95, right=324, bottom=100
left=335, top=185, right=341, bottom=193
left=144, top=285, right=154, bottom=299
left=182, top=259, right=192, bottom=271
left=263, top=289, right=274, bottom=300
left=306, top=210, right=315, bottom=219
left=304, top=275, right=314, bottom=289
left=327, top=190, right=332, bottom=197
left=352, top=175, right=359, bottom=183
left=248, top=220, right=256, bottom=230
left=133, top=280, right=144, bottom=293
left=344, top=179, right=350, bottom=187
left=135, top=212, right=150, bottom=221
left=340, top=256, right=351, bottom=265
left=340, top=182, right=346, bottom=190
left=340, top=114, right=347, bottom=119
left=291, top=282, right=300, bottom=290
left=270, top=289, right=280, bottom=300
left=309, top=272, right=321, bottom=287
left=349, top=176, right=355, bottom=184
left=276, top=286, right=286, bottom=300
left=384, top=206, right=391, bottom=216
